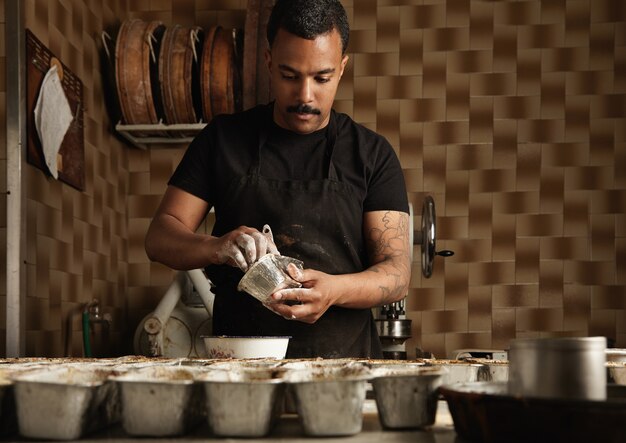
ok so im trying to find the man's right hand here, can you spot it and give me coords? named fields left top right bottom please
left=214, top=225, right=279, bottom=271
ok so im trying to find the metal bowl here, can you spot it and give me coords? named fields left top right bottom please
left=441, top=382, right=626, bottom=443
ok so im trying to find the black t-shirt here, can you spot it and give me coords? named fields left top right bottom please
left=169, top=103, right=408, bottom=216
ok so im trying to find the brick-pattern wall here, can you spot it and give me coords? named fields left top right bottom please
left=2, top=0, right=624, bottom=358
left=393, top=0, right=626, bottom=357
left=2, top=0, right=132, bottom=356
left=129, top=0, right=626, bottom=359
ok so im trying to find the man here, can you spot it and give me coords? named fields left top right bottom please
left=145, top=0, right=410, bottom=358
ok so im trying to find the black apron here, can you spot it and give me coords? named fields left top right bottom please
left=205, top=107, right=383, bottom=358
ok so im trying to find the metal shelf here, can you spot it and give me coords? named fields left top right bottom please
left=115, top=122, right=207, bottom=149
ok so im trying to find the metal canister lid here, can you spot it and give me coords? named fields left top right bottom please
left=510, top=336, right=607, bottom=351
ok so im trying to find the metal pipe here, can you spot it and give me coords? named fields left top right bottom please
left=143, top=272, right=187, bottom=336
left=186, top=269, right=214, bottom=316
left=5, top=0, right=26, bottom=357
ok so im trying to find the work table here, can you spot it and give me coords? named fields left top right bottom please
left=72, top=401, right=463, bottom=443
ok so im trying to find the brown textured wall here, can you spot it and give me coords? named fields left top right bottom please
left=129, top=0, right=626, bottom=359
left=3, top=0, right=131, bottom=356
left=2, top=0, right=624, bottom=358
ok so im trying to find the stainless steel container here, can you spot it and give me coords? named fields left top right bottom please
left=284, top=364, right=370, bottom=436
left=237, top=254, right=303, bottom=304
left=12, top=366, right=119, bottom=440
left=370, top=366, right=444, bottom=429
left=508, top=337, right=607, bottom=400
left=113, top=366, right=203, bottom=437
left=197, top=368, right=286, bottom=437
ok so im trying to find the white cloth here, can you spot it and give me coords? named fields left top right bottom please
left=33, top=65, right=73, bottom=179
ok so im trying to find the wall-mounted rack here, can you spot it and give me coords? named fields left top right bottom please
left=114, top=122, right=207, bottom=149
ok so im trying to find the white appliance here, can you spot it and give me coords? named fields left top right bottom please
left=133, top=269, right=215, bottom=358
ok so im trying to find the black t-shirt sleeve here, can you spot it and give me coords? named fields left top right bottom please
left=363, top=137, right=409, bottom=214
left=168, top=124, right=214, bottom=205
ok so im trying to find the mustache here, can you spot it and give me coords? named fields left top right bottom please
left=286, top=104, right=321, bottom=115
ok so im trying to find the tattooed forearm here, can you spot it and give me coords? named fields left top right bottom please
left=364, top=211, right=411, bottom=305
left=366, top=211, right=409, bottom=261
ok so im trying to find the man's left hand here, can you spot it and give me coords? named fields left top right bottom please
left=266, top=263, right=337, bottom=324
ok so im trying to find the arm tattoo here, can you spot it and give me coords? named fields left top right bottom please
left=365, top=212, right=410, bottom=305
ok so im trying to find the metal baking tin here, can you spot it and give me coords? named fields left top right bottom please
left=11, top=366, right=119, bottom=440
left=112, top=366, right=204, bottom=437
left=370, top=366, right=445, bottom=429
left=284, top=364, right=371, bottom=437
left=608, top=361, right=626, bottom=385
left=424, top=359, right=489, bottom=385
left=464, top=358, right=509, bottom=382
left=197, top=368, right=286, bottom=437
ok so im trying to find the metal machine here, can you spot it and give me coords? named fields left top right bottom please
left=133, top=269, right=215, bottom=358
left=375, top=196, right=454, bottom=359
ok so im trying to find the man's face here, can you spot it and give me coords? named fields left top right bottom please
left=266, top=28, right=348, bottom=134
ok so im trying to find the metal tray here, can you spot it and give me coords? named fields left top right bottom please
left=441, top=382, right=626, bottom=443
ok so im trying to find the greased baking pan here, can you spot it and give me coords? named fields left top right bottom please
left=12, top=366, right=119, bottom=440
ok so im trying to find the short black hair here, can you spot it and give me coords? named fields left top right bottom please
left=267, top=0, right=350, bottom=54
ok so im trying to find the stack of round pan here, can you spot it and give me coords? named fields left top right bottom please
left=200, top=26, right=240, bottom=123
left=114, top=19, right=241, bottom=132
left=115, top=19, right=166, bottom=133
left=159, top=24, right=203, bottom=134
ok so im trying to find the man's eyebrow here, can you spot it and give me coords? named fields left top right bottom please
left=278, top=64, right=336, bottom=75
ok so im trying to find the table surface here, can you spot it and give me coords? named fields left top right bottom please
left=67, top=401, right=465, bottom=443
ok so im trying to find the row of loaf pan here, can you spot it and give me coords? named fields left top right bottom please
left=0, top=356, right=512, bottom=440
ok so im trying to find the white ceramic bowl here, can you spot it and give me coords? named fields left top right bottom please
left=202, top=336, right=290, bottom=359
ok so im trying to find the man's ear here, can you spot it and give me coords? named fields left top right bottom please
left=265, top=49, right=272, bottom=72
left=339, top=55, right=349, bottom=78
